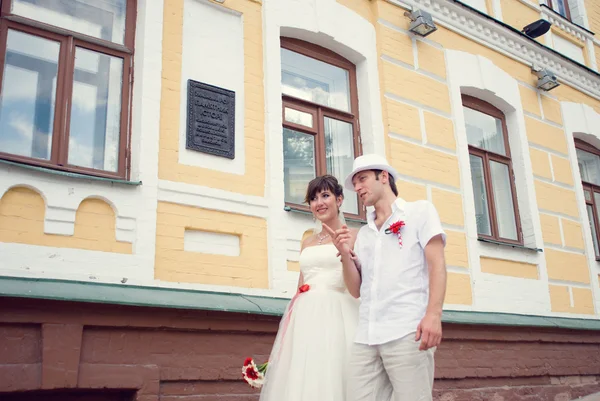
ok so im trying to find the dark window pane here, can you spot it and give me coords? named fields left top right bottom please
left=490, top=161, right=518, bottom=240
left=0, top=29, right=60, bottom=160
left=284, top=107, right=313, bottom=128
left=576, top=148, right=600, bottom=186
left=283, top=128, right=316, bottom=205
left=469, top=154, right=492, bottom=236
left=464, top=107, right=506, bottom=155
left=67, top=47, right=123, bottom=172
left=281, top=48, right=351, bottom=112
left=587, top=204, right=599, bottom=257
left=324, top=117, right=357, bottom=214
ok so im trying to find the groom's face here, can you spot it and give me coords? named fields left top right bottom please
left=352, top=170, right=383, bottom=207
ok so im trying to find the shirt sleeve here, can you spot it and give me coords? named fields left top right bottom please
left=417, top=201, right=446, bottom=249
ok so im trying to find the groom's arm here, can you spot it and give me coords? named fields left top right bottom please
left=340, top=249, right=362, bottom=298
left=425, top=235, right=446, bottom=317
left=416, top=235, right=446, bottom=350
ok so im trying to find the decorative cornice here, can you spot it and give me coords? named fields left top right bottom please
left=388, top=0, right=600, bottom=100
left=541, top=6, right=593, bottom=43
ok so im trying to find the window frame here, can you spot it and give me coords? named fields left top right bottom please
left=0, top=0, right=136, bottom=180
left=463, top=95, right=523, bottom=245
left=575, top=138, right=600, bottom=260
left=280, top=37, right=364, bottom=220
left=547, top=0, right=572, bottom=20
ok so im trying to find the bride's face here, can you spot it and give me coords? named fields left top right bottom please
left=309, top=189, right=342, bottom=222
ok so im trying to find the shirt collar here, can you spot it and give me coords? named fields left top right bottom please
left=366, top=197, right=407, bottom=230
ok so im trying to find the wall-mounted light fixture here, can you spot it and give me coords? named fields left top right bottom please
left=522, top=19, right=552, bottom=38
left=404, top=9, right=437, bottom=37
left=532, top=67, right=560, bottom=91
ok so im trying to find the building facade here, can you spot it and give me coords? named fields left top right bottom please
left=1, top=0, right=600, bottom=399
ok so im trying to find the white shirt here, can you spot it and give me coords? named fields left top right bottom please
left=354, top=198, right=446, bottom=345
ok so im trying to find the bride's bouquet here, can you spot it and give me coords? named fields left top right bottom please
left=242, top=357, right=268, bottom=388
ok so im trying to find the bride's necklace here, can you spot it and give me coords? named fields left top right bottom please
left=317, top=232, right=330, bottom=245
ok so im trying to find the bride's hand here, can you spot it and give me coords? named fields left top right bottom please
left=322, top=223, right=352, bottom=256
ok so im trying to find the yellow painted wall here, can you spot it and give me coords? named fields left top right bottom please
left=445, top=273, right=473, bottom=305
left=158, top=0, right=265, bottom=196
left=154, top=202, right=268, bottom=288
left=540, top=95, right=563, bottom=125
left=396, top=179, right=427, bottom=202
left=388, top=139, right=461, bottom=188
left=539, top=213, right=562, bottom=246
left=519, top=85, right=542, bottom=117
left=500, top=0, right=545, bottom=45
left=431, top=188, right=464, bottom=227
left=545, top=249, right=590, bottom=284
left=0, top=187, right=131, bottom=254
left=480, top=257, right=539, bottom=279
left=535, top=180, right=579, bottom=218
left=588, top=0, right=600, bottom=34
left=549, top=285, right=595, bottom=314
left=445, top=230, right=469, bottom=269
left=424, top=112, right=455, bottom=150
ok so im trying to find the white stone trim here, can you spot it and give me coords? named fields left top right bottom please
left=446, top=49, right=551, bottom=315
left=516, top=0, right=541, bottom=12
left=263, top=0, right=386, bottom=292
left=586, top=38, right=598, bottom=71
left=561, top=101, right=600, bottom=314
left=491, top=0, right=503, bottom=21
left=157, top=180, right=269, bottom=218
left=389, top=0, right=600, bottom=100
left=177, top=0, right=246, bottom=175
left=541, top=6, right=593, bottom=42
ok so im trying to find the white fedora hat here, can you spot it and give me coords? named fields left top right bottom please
left=344, top=154, right=400, bottom=191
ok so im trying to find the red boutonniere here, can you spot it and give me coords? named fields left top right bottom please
left=385, top=220, right=405, bottom=248
left=298, top=284, right=310, bottom=293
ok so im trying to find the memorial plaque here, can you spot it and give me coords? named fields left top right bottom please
left=186, top=80, right=235, bottom=159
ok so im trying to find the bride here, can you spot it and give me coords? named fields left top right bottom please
left=259, top=175, right=360, bottom=401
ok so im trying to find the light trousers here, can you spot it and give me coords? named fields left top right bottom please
left=347, top=334, right=435, bottom=401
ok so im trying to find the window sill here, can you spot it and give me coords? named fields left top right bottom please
left=283, top=205, right=367, bottom=225
left=0, top=159, right=142, bottom=186
left=477, top=237, right=542, bottom=252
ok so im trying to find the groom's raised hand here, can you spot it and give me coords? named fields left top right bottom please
left=322, top=223, right=352, bottom=256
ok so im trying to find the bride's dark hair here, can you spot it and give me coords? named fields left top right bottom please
left=304, top=175, right=344, bottom=204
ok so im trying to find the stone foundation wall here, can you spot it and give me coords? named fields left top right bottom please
left=0, top=297, right=599, bottom=400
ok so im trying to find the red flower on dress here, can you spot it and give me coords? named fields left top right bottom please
left=385, top=220, right=405, bottom=247
left=243, top=357, right=253, bottom=366
left=298, top=284, right=310, bottom=293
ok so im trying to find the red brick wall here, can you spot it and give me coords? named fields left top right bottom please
left=0, top=297, right=599, bottom=401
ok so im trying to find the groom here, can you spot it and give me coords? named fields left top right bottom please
left=324, top=154, right=447, bottom=401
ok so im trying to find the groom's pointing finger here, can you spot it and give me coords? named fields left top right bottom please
left=322, top=223, right=335, bottom=236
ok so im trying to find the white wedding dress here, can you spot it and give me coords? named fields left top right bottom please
left=260, top=243, right=359, bottom=401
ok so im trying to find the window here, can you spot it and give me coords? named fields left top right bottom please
left=575, top=139, right=600, bottom=259
left=547, top=0, right=571, bottom=20
left=280, top=38, right=362, bottom=217
left=463, top=95, right=522, bottom=244
left=0, top=0, right=135, bottom=179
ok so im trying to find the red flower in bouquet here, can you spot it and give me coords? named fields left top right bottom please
left=242, top=357, right=268, bottom=389
left=385, top=220, right=405, bottom=247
